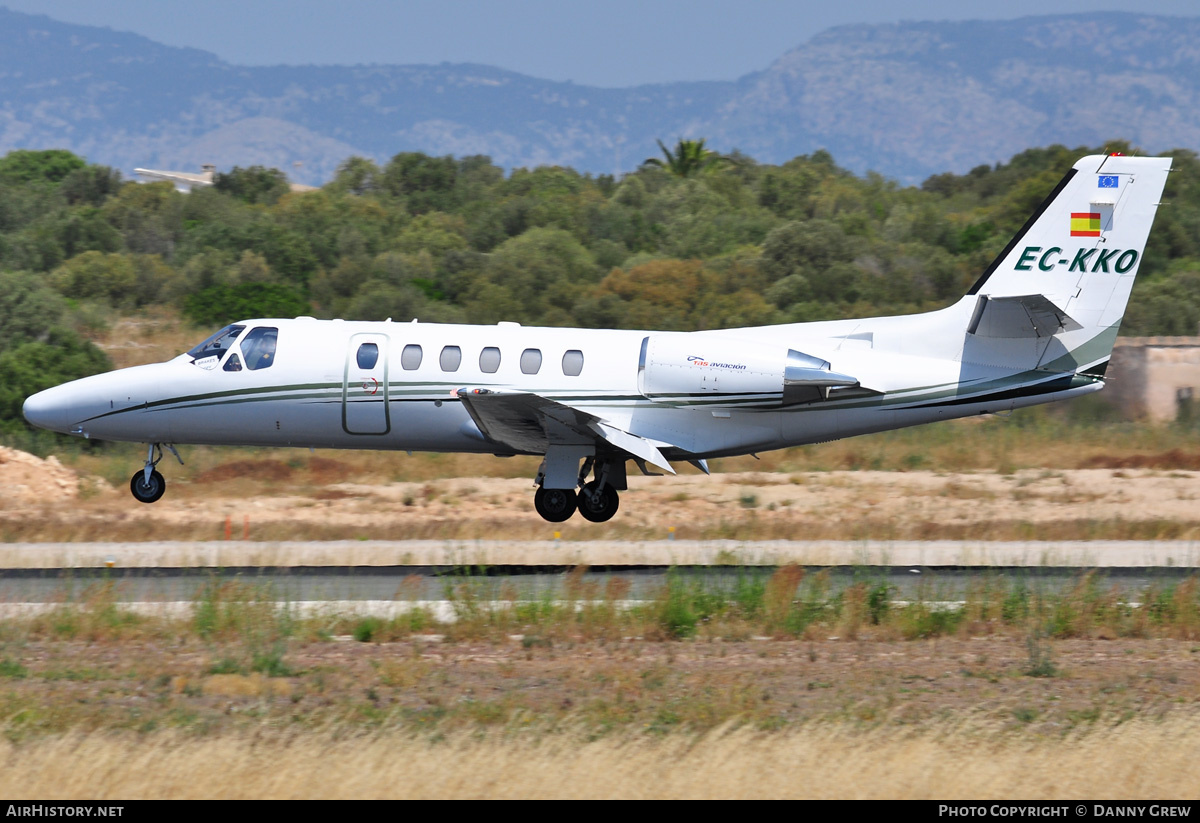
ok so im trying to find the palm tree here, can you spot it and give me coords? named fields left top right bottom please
left=642, top=138, right=727, bottom=177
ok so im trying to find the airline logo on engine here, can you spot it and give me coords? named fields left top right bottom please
left=1014, top=245, right=1139, bottom=274
left=687, top=356, right=746, bottom=370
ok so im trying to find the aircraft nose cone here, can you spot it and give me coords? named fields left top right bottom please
left=23, top=387, right=71, bottom=433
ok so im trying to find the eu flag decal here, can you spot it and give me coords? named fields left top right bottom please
left=1098, top=175, right=1119, bottom=188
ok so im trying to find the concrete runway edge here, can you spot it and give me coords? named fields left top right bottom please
left=0, top=540, right=1197, bottom=570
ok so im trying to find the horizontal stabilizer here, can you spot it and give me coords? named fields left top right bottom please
left=967, top=294, right=1083, bottom=339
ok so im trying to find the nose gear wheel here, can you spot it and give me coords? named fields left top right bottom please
left=127, top=443, right=182, bottom=504
left=130, top=469, right=166, bottom=504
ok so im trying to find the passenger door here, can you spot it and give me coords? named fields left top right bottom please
left=343, top=333, right=390, bottom=435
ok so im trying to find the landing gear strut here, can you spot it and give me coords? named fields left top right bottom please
left=129, top=443, right=182, bottom=504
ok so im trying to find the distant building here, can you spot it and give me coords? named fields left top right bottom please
left=133, top=164, right=215, bottom=192
left=133, top=163, right=317, bottom=193
left=1103, top=337, right=1200, bottom=422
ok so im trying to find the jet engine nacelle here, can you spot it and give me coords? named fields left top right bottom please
left=637, top=335, right=859, bottom=407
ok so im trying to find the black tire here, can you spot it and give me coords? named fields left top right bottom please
left=534, top=486, right=576, bottom=522
left=130, top=469, right=166, bottom=504
left=577, top=481, right=619, bottom=523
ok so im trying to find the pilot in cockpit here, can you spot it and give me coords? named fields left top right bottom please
left=240, top=327, right=278, bottom=371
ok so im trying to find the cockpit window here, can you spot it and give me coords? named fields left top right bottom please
left=187, top=325, right=245, bottom=361
left=240, top=327, right=278, bottom=371
left=223, top=353, right=243, bottom=372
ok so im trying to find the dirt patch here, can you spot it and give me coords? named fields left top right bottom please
left=0, top=447, right=78, bottom=503
left=3, top=466, right=1200, bottom=542
left=305, top=457, right=354, bottom=483
left=312, top=489, right=356, bottom=501
left=5, top=636, right=1200, bottom=739
left=194, top=460, right=295, bottom=483
left=1080, top=449, right=1200, bottom=470
left=193, top=456, right=355, bottom=486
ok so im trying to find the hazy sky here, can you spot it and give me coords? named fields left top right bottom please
left=6, top=0, right=1200, bottom=87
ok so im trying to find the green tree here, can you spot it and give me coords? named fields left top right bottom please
left=101, top=181, right=184, bottom=257
left=0, top=330, right=112, bottom=437
left=183, top=283, right=310, bottom=327
left=60, top=166, right=124, bottom=206
left=49, top=252, right=139, bottom=308
left=0, top=150, right=86, bottom=185
left=761, top=220, right=854, bottom=282
left=392, top=213, right=469, bottom=257
left=0, top=271, right=70, bottom=351
left=381, top=153, right=459, bottom=214
left=481, top=227, right=598, bottom=322
left=642, top=138, right=728, bottom=178
left=213, top=166, right=291, bottom=206
left=1124, top=270, right=1200, bottom=336
left=329, top=156, right=382, bottom=196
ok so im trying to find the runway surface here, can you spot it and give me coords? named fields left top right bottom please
left=0, top=564, right=1192, bottom=604
left=1, top=539, right=1198, bottom=570
left=0, top=540, right=1195, bottom=609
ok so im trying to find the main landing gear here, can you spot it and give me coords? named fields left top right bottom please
left=577, top=479, right=619, bottom=523
left=129, top=443, right=183, bottom=504
left=532, top=458, right=623, bottom=523
left=533, top=487, right=576, bottom=522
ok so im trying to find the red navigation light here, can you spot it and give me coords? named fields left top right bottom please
left=1110, top=152, right=1125, bottom=156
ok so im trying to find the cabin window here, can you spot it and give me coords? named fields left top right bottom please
left=440, top=345, right=461, bottom=372
left=222, top=353, right=243, bottom=372
left=520, top=348, right=542, bottom=375
left=187, top=325, right=244, bottom=362
left=401, top=344, right=423, bottom=370
left=562, top=350, right=584, bottom=376
left=356, top=342, right=379, bottom=370
left=479, top=347, right=501, bottom=373
left=241, top=327, right=278, bottom=370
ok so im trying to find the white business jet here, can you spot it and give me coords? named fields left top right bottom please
left=23, top=154, right=1171, bottom=522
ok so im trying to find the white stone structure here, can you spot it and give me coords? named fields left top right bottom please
left=1104, top=337, right=1200, bottom=421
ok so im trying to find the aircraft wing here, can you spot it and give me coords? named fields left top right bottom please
left=457, top=389, right=676, bottom=474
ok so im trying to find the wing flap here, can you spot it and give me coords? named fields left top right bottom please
left=589, top=421, right=675, bottom=474
left=457, top=389, right=676, bottom=474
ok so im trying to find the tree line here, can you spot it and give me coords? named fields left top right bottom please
left=1, top=140, right=1199, bottom=442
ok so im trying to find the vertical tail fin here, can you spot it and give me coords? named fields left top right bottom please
left=965, top=154, right=1171, bottom=374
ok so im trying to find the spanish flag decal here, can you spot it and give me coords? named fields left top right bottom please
left=1071, top=212, right=1101, bottom=237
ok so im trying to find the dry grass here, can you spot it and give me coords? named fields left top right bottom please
left=0, top=718, right=1196, bottom=799
left=1, top=575, right=1199, bottom=798
left=1, top=571, right=1199, bottom=743
left=92, top=314, right=207, bottom=370
left=53, top=417, right=1200, bottom=487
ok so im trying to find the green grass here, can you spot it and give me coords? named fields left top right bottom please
left=1, top=567, right=1199, bottom=650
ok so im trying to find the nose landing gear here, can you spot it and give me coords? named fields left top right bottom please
left=129, top=443, right=183, bottom=504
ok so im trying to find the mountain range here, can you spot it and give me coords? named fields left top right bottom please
left=1, top=8, right=1198, bottom=185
